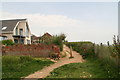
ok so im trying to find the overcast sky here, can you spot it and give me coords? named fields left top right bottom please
left=0, top=2, right=118, bottom=44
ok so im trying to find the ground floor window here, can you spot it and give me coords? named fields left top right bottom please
left=27, top=40, right=30, bottom=44
left=14, top=38, right=24, bottom=44
left=14, top=39, right=18, bottom=43
left=0, top=36, right=7, bottom=41
left=20, top=39, right=24, bottom=44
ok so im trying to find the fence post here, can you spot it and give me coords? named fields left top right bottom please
left=70, top=46, right=73, bottom=57
left=100, top=43, right=103, bottom=46
left=93, top=43, right=96, bottom=56
left=107, top=41, right=110, bottom=46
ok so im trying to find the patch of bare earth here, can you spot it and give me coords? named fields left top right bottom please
left=22, top=45, right=84, bottom=80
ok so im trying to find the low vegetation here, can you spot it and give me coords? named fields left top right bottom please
left=40, top=34, right=66, bottom=51
left=47, top=57, right=118, bottom=78
left=1, top=40, right=14, bottom=46
left=64, top=36, right=119, bottom=78
left=2, top=55, right=54, bottom=78
left=65, top=41, right=95, bottom=59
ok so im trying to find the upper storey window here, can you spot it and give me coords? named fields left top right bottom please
left=19, top=29, right=23, bottom=36
left=15, top=27, right=18, bottom=35
left=26, top=26, right=29, bottom=37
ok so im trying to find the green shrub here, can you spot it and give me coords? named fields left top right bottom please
left=40, top=34, right=66, bottom=51
left=52, top=36, right=64, bottom=51
left=65, top=41, right=95, bottom=58
left=2, top=40, right=14, bottom=46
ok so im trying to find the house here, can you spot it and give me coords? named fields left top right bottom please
left=0, top=19, right=31, bottom=44
left=40, top=32, right=53, bottom=43
left=42, top=32, right=52, bottom=38
left=31, top=33, right=53, bottom=44
left=31, top=34, right=40, bottom=44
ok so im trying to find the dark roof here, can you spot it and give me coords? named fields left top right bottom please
left=0, top=19, right=27, bottom=31
left=31, top=34, right=38, bottom=39
left=42, top=32, right=52, bottom=37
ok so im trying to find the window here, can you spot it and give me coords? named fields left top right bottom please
left=0, top=36, right=7, bottom=41
left=15, top=27, right=18, bottom=35
left=20, top=39, right=24, bottom=44
left=26, top=27, right=29, bottom=37
left=27, top=40, right=30, bottom=44
left=14, top=39, right=18, bottom=43
left=2, top=27, right=7, bottom=30
left=0, top=37, right=3, bottom=41
left=19, top=29, right=23, bottom=36
left=3, top=36, right=7, bottom=40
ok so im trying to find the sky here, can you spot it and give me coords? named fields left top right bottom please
left=0, top=2, right=118, bottom=44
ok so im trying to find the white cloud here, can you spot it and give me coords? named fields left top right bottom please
left=0, top=11, right=117, bottom=44
left=1, top=12, right=84, bottom=27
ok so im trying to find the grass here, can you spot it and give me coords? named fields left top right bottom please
left=2, top=55, right=54, bottom=78
left=65, top=42, right=119, bottom=78
left=47, top=57, right=118, bottom=78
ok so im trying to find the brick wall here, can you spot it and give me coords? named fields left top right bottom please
left=2, top=44, right=58, bottom=58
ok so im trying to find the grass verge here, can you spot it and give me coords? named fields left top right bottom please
left=47, top=57, right=118, bottom=78
left=2, top=55, right=54, bottom=78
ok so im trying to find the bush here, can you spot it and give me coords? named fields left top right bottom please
left=2, top=40, right=14, bottom=46
left=40, top=33, right=66, bottom=51
left=65, top=41, right=95, bottom=58
left=52, top=35, right=64, bottom=51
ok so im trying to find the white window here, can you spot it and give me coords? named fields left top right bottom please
left=27, top=40, right=30, bottom=44
left=26, top=27, right=29, bottom=37
left=2, top=27, right=7, bottom=30
left=15, top=27, right=18, bottom=35
left=19, top=29, right=23, bottom=36
left=0, top=36, right=7, bottom=41
left=0, top=37, right=3, bottom=41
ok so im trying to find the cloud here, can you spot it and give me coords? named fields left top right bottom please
left=1, top=11, right=84, bottom=27
left=0, top=12, right=87, bottom=35
left=0, top=11, right=117, bottom=44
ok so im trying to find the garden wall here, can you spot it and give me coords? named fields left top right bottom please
left=2, top=44, right=57, bottom=58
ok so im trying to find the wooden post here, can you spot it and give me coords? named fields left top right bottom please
left=70, top=46, right=73, bottom=57
left=107, top=41, right=110, bottom=46
left=100, top=43, right=102, bottom=46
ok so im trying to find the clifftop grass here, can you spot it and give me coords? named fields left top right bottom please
left=2, top=55, right=54, bottom=78
left=47, top=58, right=118, bottom=78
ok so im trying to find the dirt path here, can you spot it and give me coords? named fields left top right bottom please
left=23, top=45, right=84, bottom=80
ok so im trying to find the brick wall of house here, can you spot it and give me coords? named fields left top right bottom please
left=2, top=44, right=58, bottom=58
